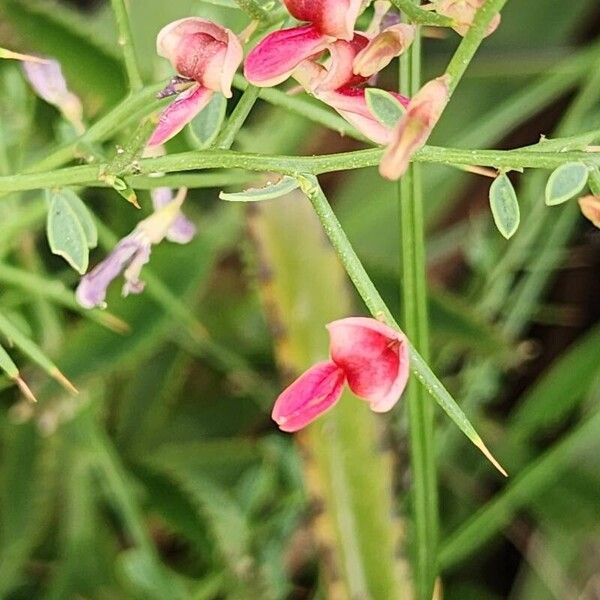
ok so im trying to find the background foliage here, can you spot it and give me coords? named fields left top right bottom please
left=0, top=0, right=598, bottom=598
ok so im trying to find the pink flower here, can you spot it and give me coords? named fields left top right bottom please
left=578, top=195, right=600, bottom=228
left=244, top=0, right=363, bottom=88
left=292, top=36, right=409, bottom=144
left=379, top=74, right=450, bottom=180
left=434, top=0, right=501, bottom=37
left=272, top=317, right=410, bottom=432
left=149, top=18, right=243, bottom=146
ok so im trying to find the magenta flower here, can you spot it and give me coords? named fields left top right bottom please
left=272, top=317, right=410, bottom=432
left=149, top=18, right=243, bottom=146
left=244, top=0, right=363, bottom=87
left=76, top=188, right=195, bottom=309
left=22, top=58, right=84, bottom=134
left=380, top=74, right=450, bottom=179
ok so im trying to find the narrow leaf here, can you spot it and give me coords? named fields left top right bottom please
left=187, top=93, right=227, bottom=150
left=0, top=309, right=77, bottom=394
left=46, top=191, right=89, bottom=273
left=48, top=189, right=97, bottom=248
left=219, top=176, right=299, bottom=202
left=365, top=88, right=406, bottom=129
left=489, top=174, right=520, bottom=239
left=545, top=162, right=588, bottom=206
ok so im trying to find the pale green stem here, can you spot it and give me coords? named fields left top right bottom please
left=399, top=11, right=437, bottom=598
left=215, top=86, right=261, bottom=149
left=110, top=0, right=143, bottom=91
left=389, top=0, right=454, bottom=26
left=5, top=143, right=600, bottom=193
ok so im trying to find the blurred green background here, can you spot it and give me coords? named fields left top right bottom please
left=0, top=0, right=598, bottom=598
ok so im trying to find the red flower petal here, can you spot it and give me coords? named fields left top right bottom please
left=284, top=0, right=363, bottom=40
left=244, top=24, right=331, bottom=87
left=327, top=317, right=409, bottom=412
left=272, top=361, right=346, bottom=432
left=148, top=85, right=213, bottom=146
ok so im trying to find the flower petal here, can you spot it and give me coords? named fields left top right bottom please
left=319, top=86, right=409, bottom=144
left=148, top=85, right=213, bottom=146
left=156, top=17, right=243, bottom=96
left=75, top=235, right=147, bottom=308
left=244, top=24, right=331, bottom=87
left=22, top=58, right=83, bottom=131
left=272, top=361, right=346, bottom=432
left=151, top=187, right=197, bottom=244
left=315, top=35, right=370, bottom=92
left=327, top=317, right=409, bottom=412
left=283, top=0, right=363, bottom=40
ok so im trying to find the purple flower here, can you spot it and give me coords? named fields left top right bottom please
left=76, top=188, right=195, bottom=309
left=22, top=58, right=84, bottom=134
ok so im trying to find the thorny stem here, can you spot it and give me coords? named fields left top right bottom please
left=110, top=0, right=143, bottom=92
left=297, top=174, right=506, bottom=478
left=398, top=7, right=438, bottom=598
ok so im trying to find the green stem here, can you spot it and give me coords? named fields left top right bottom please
left=110, top=0, right=143, bottom=91
left=389, top=0, right=454, bottom=26
left=445, top=0, right=511, bottom=95
left=399, top=12, right=438, bottom=597
left=297, top=174, right=506, bottom=476
left=5, top=143, right=600, bottom=193
left=215, top=86, right=261, bottom=149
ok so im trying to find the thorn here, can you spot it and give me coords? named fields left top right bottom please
left=475, top=436, right=508, bottom=477
left=15, top=376, right=37, bottom=403
left=50, top=368, right=79, bottom=395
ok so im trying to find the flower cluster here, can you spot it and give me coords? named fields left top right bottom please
left=70, top=1, right=501, bottom=431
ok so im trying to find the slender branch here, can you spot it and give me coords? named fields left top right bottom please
left=398, top=12, right=438, bottom=599
left=215, top=86, right=261, bottom=149
left=4, top=143, right=600, bottom=193
left=110, top=0, right=143, bottom=91
left=297, top=174, right=506, bottom=476
left=389, top=0, right=454, bottom=26
left=445, top=0, right=510, bottom=95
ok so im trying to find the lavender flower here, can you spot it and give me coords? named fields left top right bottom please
left=76, top=188, right=195, bottom=309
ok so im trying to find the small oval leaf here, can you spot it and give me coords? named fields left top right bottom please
left=187, top=93, right=227, bottom=150
left=46, top=193, right=89, bottom=274
left=545, top=162, right=588, bottom=206
left=49, top=189, right=97, bottom=248
left=365, top=88, right=405, bottom=129
left=219, top=176, right=299, bottom=202
left=489, top=174, right=520, bottom=239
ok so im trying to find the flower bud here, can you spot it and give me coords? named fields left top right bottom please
left=578, top=195, right=600, bottom=228
left=353, top=24, right=415, bottom=78
left=434, top=0, right=501, bottom=37
left=156, top=18, right=243, bottom=97
left=380, top=74, right=450, bottom=180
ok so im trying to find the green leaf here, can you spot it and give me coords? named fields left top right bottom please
left=219, top=176, right=299, bottom=202
left=545, top=162, right=588, bottom=205
left=48, top=189, right=97, bottom=248
left=365, top=88, right=406, bottom=129
left=46, top=190, right=89, bottom=274
left=489, top=174, right=520, bottom=239
left=587, top=166, right=600, bottom=196
left=187, top=93, right=227, bottom=150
